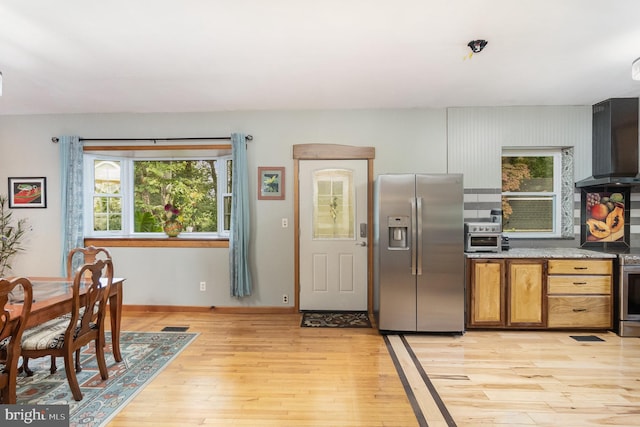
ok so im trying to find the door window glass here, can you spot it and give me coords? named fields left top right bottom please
left=312, top=169, right=354, bottom=239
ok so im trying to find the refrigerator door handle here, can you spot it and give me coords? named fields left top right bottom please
left=410, top=197, right=417, bottom=276
left=416, top=197, right=423, bottom=276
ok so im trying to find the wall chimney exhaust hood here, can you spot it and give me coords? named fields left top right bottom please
left=575, top=97, right=640, bottom=188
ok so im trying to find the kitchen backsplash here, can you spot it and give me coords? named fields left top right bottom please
left=463, top=188, right=501, bottom=222
left=463, top=187, right=640, bottom=249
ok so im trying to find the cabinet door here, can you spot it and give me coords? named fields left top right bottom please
left=508, top=260, right=545, bottom=326
left=468, top=260, right=505, bottom=327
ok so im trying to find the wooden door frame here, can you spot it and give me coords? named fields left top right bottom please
left=293, top=144, right=376, bottom=313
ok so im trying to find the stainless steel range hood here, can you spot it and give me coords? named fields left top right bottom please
left=575, top=97, right=640, bottom=188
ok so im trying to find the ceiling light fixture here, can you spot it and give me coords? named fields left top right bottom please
left=467, top=40, right=488, bottom=53
left=633, top=57, right=640, bottom=81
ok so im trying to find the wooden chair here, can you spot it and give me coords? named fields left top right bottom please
left=22, top=246, right=113, bottom=376
left=21, top=258, right=113, bottom=401
left=67, top=246, right=112, bottom=279
left=0, top=277, right=33, bottom=404
left=40, top=246, right=113, bottom=375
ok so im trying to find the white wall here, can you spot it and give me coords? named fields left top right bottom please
left=0, top=106, right=593, bottom=306
left=0, top=108, right=449, bottom=307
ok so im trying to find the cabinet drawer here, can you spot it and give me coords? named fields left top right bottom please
left=547, top=260, right=612, bottom=275
left=547, top=275, right=611, bottom=294
left=547, top=296, right=611, bottom=328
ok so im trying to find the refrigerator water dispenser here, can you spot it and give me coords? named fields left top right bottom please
left=388, top=216, right=409, bottom=249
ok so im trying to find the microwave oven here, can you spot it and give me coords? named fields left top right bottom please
left=464, top=222, right=502, bottom=253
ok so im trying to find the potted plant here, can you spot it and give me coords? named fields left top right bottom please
left=162, top=202, right=183, bottom=237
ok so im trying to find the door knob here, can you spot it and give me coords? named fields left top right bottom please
left=355, top=241, right=367, bottom=247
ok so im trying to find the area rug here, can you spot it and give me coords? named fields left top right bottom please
left=301, top=311, right=371, bottom=328
left=16, top=331, right=199, bottom=427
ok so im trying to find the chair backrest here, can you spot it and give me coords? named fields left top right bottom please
left=65, top=258, right=113, bottom=344
left=0, top=277, right=32, bottom=401
left=66, top=246, right=112, bottom=279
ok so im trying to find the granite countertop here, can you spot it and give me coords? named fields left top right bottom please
left=465, top=248, right=617, bottom=259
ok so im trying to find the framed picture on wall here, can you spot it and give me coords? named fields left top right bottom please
left=258, top=167, right=285, bottom=200
left=579, top=186, right=629, bottom=250
left=8, top=177, right=47, bottom=208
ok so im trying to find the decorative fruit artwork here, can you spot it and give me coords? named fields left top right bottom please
left=585, top=192, right=625, bottom=241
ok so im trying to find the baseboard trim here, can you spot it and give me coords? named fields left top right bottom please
left=212, top=306, right=298, bottom=314
left=122, top=305, right=297, bottom=314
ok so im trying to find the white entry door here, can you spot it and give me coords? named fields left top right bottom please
left=299, top=159, right=368, bottom=311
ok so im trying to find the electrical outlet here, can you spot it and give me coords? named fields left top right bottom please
left=282, top=294, right=289, bottom=304
left=282, top=218, right=288, bottom=228
left=200, top=281, right=206, bottom=291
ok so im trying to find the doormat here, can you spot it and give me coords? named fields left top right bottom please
left=570, top=335, right=605, bottom=342
left=301, top=311, right=371, bottom=328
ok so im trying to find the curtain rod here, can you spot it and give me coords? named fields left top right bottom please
left=51, top=135, right=253, bottom=143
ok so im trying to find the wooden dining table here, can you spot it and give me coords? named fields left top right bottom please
left=8, top=276, right=126, bottom=362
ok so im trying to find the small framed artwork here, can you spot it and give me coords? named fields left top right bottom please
left=258, top=167, right=285, bottom=200
left=8, top=177, right=47, bottom=208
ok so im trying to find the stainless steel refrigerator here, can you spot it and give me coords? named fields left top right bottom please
left=373, top=173, right=465, bottom=333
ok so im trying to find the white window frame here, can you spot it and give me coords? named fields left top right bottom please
left=502, top=148, right=562, bottom=239
left=219, top=158, right=233, bottom=236
left=83, top=153, right=231, bottom=238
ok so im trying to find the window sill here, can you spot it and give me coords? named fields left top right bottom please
left=84, top=237, right=229, bottom=248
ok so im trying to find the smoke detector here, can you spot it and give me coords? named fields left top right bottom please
left=468, top=40, right=488, bottom=53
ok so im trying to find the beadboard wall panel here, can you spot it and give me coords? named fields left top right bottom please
left=447, top=106, right=592, bottom=189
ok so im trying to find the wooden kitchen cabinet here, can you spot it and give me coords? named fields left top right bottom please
left=467, top=259, right=505, bottom=327
left=507, top=260, right=545, bottom=327
left=467, top=259, right=545, bottom=328
left=547, top=259, right=612, bottom=329
left=467, top=255, right=613, bottom=330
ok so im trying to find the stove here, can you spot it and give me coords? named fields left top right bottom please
left=616, top=251, right=640, bottom=336
left=619, top=252, right=640, bottom=265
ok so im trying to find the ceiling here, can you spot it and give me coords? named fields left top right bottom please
left=1, top=0, right=640, bottom=116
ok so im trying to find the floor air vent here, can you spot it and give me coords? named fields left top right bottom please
left=162, top=326, right=190, bottom=332
left=570, top=335, right=604, bottom=342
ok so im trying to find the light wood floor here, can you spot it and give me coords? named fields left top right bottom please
left=108, top=311, right=640, bottom=427
left=390, top=330, right=640, bottom=427
left=109, top=311, right=418, bottom=427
